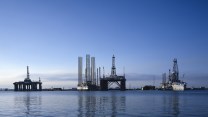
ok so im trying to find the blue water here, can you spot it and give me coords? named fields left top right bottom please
left=0, top=90, right=207, bottom=117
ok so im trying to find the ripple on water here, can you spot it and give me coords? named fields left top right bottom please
left=0, top=91, right=207, bottom=117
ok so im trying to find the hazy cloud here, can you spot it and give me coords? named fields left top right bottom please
left=31, top=73, right=77, bottom=82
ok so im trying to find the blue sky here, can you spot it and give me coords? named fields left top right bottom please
left=0, top=0, right=208, bottom=88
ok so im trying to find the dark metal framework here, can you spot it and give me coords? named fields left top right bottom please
left=13, top=66, right=42, bottom=91
left=100, top=55, right=126, bottom=91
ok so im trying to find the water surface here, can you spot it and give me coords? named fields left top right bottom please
left=0, top=90, right=207, bottom=117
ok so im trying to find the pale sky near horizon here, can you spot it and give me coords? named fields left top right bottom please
left=0, top=0, right=208, bottom=89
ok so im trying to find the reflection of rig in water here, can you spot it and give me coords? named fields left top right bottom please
left=77, top=55, right=126, bottom=91
left=78, top=92, right=126, bottom=116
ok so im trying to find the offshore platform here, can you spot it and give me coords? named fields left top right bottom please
left=100, top=55, right=126, bottom=91
left=161, top=58, right=187, bottom=91
left=77, top=54, right=100, bottom=91
left=13, top=66, right=42, bottom=91
left=77, top=55, right=126, bottom=91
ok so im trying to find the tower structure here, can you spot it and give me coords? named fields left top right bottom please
left=91, top=57, right=96, bottom=84
left=78, top=57, right=83, bottom=86
left=24, top=66, right=32, bottom=82
left=27, top=66, right=30, bottom=79
left=86, top=54, right=91, bottom=82
left=172, top=58, right=179, bottom=82
left=99, top=67, right=101, bottom=79
left=111, top=55, right=116, bottom=77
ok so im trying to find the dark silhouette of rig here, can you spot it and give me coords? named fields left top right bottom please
left=13, top=66, right=42, bottom=91
left=100, top=55, right=126, bottom=91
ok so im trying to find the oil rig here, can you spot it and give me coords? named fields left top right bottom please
left=77, top=55, right=126, bottom=91
left=100, top=55, right=126, bottom=91
left=161, top=58, right=187, bottom=91
left=13, top=66, right=42, bottom=91
left=77, top=54, right=99, bottom=91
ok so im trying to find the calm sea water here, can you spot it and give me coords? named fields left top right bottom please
left=0, top=90, right=207, bottom=117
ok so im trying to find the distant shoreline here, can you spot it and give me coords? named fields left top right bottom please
left=0, top=88, right=208, bottom=91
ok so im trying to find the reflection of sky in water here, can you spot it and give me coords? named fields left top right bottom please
left=0, top=91, right=207, bottom=116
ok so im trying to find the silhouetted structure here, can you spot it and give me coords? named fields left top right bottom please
left=13, top=66, right=42, bottom=91
left=100, top=55, right=126, bottom=91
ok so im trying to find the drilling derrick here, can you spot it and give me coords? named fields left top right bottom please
left=100, top=55, right=126, bottom=91
left=111, top=55, right=116, bottom=77
left=172, top=58, right=179, bottom=82
left=161, top=58, right=187, bottom=90
left=27, top=66, right=30, bottom=79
